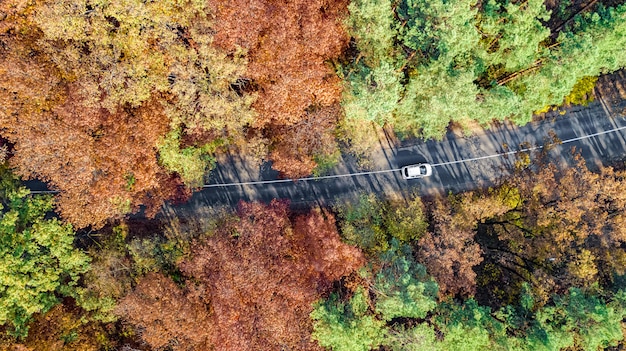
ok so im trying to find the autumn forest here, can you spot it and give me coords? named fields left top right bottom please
left=1, top=0, right=626, bottom=349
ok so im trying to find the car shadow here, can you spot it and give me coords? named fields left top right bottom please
left=395, top=150, right=428, bottom=167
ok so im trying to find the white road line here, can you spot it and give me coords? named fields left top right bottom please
left=26, top=123, right=626, bottom=193
left=430, top=145, right=542, bottom=167
left=202, top=123, right=626, bottom=187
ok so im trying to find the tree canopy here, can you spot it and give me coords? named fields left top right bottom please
left=3, top=0, right=626, bottom=349
left=207, top=0, right=349, bottom=177
left=0, top=166, right=90, bottom=337
left=3, top=0, right=626, bottom=228
left=117, top=200, right=364, bottom=350
left=312, top=244, right=626, bottom=351
left=343, top=0, right=626, bottom=138
left=0, top=0, right=253, bottom=227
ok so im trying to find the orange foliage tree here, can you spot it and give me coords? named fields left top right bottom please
left=421, top=152, right=626, bottom=304
left=0, top=0, right=252, bottom=227
left=208, top=0, right=349, bottom=177
left=118, top=200, right=364, bottom=351
left=116, top=272, right=212, bottom=351
left=2, top=81, right=184, bottom=227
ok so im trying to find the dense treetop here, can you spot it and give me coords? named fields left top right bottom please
left=1, top=0, right=626, bottom=227
left=1, top=149, right=626, bottom=349
left=312, top=245, right=626, bottom=351
left=116, top=200, right=364, bottom=350
left=2, top=0, right=626, bottom=347
left=0, top=165, right=90, bottom=338
left=206, top=0, right=350, bottom=177
left=0, top=0, right=350, bottom=227
left=343, top=0, right=626, bottom=138
left=0, top=0, right=255, bottom=227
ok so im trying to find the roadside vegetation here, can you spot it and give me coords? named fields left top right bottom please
left=3, top=149, right=626, bottom=350
left=1, top=0, right=625, bottom=228
left=342, top=0, right=626, bottom=139
left=1, top=0, right=626, bottom=349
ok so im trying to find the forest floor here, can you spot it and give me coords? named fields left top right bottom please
left=597, top=69, right=626, bottom=113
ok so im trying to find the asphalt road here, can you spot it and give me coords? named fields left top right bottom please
left=161, top=76, right=626, bottom=218
left=24, top=72, right=626, bottom=219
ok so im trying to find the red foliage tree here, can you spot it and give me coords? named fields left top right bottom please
left=117, top=200, right=363, bottom=351
left=208, top=0, right=349, bottom=177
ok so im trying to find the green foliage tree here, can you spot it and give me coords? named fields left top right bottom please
left=335, top=194, right=388, bottom=254
left=395, top=0, right=486, bottom=137
left=312, top=247, right=626, bottom=351
left=507, top=287, right=626, bottom=351
left=311, top=287, right=387, bottom=351
left=342, top=0, right=403, bottom=125
left=311, top=243, right=438, bottom=350
left=157, top=130, right=216, bottom=188
left=334, top=193, right=428, bottom=255
left=343, top=0, right=626, bottom=138
left=432, top=299, right=502, bottom=351
left=373, top=244, right=438, bottom=321
left=506, top=4, right=626, bottom=119
left=0, top=167, right=90, bottom=337
left=478, top=0, right=551, bottom=74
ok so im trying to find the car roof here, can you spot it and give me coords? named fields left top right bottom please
left=406, top=164, right=427, bottom=177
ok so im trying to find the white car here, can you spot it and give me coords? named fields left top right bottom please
left=401, top=163, right=433, bottom=179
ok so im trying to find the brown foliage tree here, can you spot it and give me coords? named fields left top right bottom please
left=118, top=201, right=364, bottom=351
left=418, top=197, right=484, bottom=297
left=116, top=272, right=212, bottom=351
left=440, top=153, right=626, bottom=306
left=417, top=185, right=520, bottom=297
left=414, top=153, right=626, bottom=301
left=208, top=0, right=349, bottom=177
left=19, top=304, right=111, bottom=351
left=492, top=155, right=626, bottom=293
left=0, top=302, right=120, bottom=351
left=270, top=104, right=341, bottom=178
